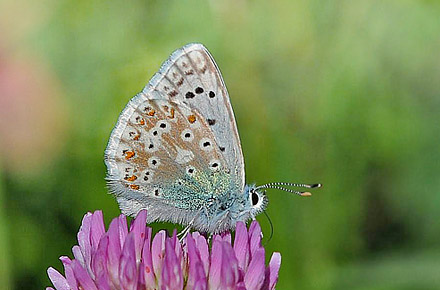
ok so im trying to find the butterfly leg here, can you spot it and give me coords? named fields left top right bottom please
left=177, top=224, right=192, bottom=242
left=177, top=213, right=200, bottom=242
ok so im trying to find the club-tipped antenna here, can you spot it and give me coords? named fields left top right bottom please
left=257, top=185, right=312, bottom=196
left=257, top=182, right=322, bottom=189
left=255, top=182, right=322, bottom=197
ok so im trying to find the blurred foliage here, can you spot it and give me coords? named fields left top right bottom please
left=1, top=0, right=440, bottom=289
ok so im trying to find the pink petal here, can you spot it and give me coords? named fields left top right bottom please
left=219, top=241, right=240, bottom=288
left=171, top=231, right=184, bottom=274
left=119, top=232, right=138, bottom=289
left=191, top=232, right=209, bottom=275
left=151, top=230, right=166, bottom=279
left=72, top=246, right=84, bottom=267
left=220, top=232, right=231, bottom=244
left=118, top=214, right=129, bottom=248
left=139, top=227, right=156, bottom=289
left=193, top=275, right=208, bottom=290
left=90, top=210, right=106, bottom=253
left=77, top=213, right=93, bottom=276
left=167, top=231, right=177, bottom=253
left=60, top=256, right=78, bottom=290
left=130, top=210, right=147, bottom=263
left=263, top=252, right=281, bottom=290
left=141, top=227, right=156, bottom=287
left=71, top=259, right=98, bottom=290
left=249, top=220, right=263, bottom=258
left=95, top=275, right=111, bottom=290
left=233, top=221, right=250, bottom=271
left=244, top=247, right=266, bottom=290
left=208, top=237, right=223, bottom=289
left=137, top=261, right=146, bottom=289
left=92, top=235, right=111, bottom=289
left=186, top=234, right=206, bottom=289
left=161, top=237, right=184, bottom=289
left=107, top=217, right=123, bottom=288
left=47, top=267, right=69, bottom=290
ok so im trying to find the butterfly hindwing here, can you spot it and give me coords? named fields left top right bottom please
left=105, top=97, right=232, bottom=219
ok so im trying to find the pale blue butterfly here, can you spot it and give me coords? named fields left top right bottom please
left=104, top=43, right=321, bottom=234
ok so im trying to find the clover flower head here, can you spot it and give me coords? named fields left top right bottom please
left=47, top=210, right=281, bottom=290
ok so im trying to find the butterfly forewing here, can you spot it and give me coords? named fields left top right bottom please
left=143, top=43, right=245, bottom=189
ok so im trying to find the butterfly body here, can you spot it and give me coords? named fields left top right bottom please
left=105, top=43, right=268, bottom=233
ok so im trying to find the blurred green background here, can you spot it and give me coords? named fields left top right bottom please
left=1, top=0, right=440, bottom=289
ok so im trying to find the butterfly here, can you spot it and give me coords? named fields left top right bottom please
left=104, top=43, right=321, bottom=234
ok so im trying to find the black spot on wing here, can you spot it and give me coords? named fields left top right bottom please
left=186, top=92, right=195, bottom=99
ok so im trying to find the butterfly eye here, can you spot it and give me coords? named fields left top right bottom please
left=251, top=191, right=260, bottom=206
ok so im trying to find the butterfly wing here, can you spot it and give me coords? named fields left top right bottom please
left=105, top=44, right=245, bottom=229
left=144, top=43, right=245, bottom=190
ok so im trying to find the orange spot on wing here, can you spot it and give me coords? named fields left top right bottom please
left=130, top=184, right=140, bottom=190
left=139, top=118, right=145, bottom=125
left=147, top=109, right=155, bottom=117
left=188, top=115, right=196, bottom=123
left=125, top=151, right=135, bottom=160
left=133, top=134, right=140, bottom=141
left=168, top=108, right=175, bottom=119
left=125, top=175, right=137, bottom=181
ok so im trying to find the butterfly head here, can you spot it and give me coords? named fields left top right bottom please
left=223, top=182, right=322, bottom=228
left=244, top=184, right=268, bottom=217
left=238, top=182, right=322, bottom=218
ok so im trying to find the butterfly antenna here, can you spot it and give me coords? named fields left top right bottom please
left=258, top=185, right=312, bottom=196
left=263, top=210, right=274, bottom=245
left=259, top=182, right=322, bottom=189
left=256, top=183, right=322, bottom=196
